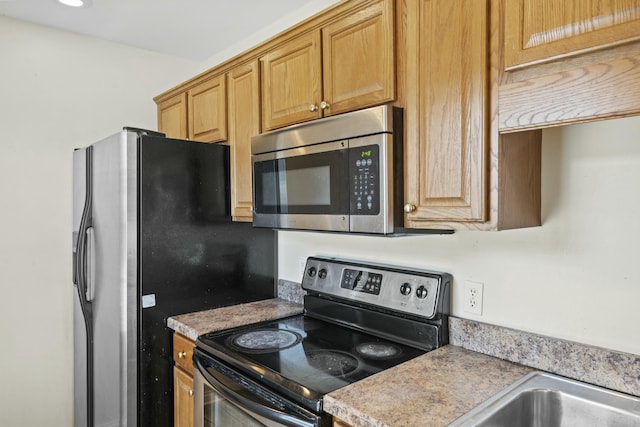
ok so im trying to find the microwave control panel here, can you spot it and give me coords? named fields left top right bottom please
left=349, top=145, right=379, bottom=215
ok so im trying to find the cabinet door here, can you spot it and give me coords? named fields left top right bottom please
left=322, top=0, right=395, bottom=116
left=188, top=75, right=227, bottom=142
left=261, top=31, right=322, bottom=130
left=157, top=93, right=187, bottom=139
left=228, top=61, right=260, bottom=221
left=173, top=333, right=194, bottom=375
left=404, top=0, right=488, bottom=223
left=174, top=367, right=194, bottom=427
left=505, top=0, right=640, bottom=69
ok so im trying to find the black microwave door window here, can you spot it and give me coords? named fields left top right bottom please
left=254, top=150, right=349, bottom=215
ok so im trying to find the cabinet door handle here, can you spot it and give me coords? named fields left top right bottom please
left=309, top=104, right=319, bottom=112
left=178, top=351, right=187, bottom=358
left=188, top=390, right=194, bottom=397
left=404, top=204, right=417, bottom=213
left=320, top=101, right=330, bottom=110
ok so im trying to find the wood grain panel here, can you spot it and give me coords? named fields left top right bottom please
left=157, top=93, right=187, bottom=139
left=261, top=31, right=322, bottom=130
left=228, top=61, right=260, bottom=221
left=499, top=52, right=640, bottom=131
left=188, top=74, right=227, bottom=142
left=404, top=0, right=488, bottom=222
left=322, top=0, right=395, bottom=115
left=173, top=367, right=193, bottom=427
left=505, top=0, right=640, bottom=69
left=173, top=333, right=194, bottom=375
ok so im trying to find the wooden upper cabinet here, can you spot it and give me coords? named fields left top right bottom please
left=261, top=32, right=323, bottom=130
left=261, top=0, right=395, bottom=130
left=157, top=93, right=187, bottom=139
left=404, top=0, right=488, bottom=223
left=322, top=0, right=395, bottom=116
left=187, top=74, right=227, bottom=142
left=228, top=61, right=260, bottom=221
left=504, top=0, right=640, bottom=70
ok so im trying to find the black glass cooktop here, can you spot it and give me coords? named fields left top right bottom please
left=196, top=314, right=426, bottom=411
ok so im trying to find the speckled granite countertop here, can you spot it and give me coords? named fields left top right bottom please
left=324, top=345, right=533, bottom=427
left=167, top=295, right=638, bottom=427
left=167, top=298, right=303, bottom=341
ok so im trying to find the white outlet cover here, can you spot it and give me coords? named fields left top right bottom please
left=464, top=280, right=484, bottom=315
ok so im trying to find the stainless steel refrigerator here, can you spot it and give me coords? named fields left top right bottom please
left=72, top=128, right=276, bottom=427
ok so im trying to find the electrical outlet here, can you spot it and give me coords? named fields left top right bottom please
left=298, top=257, right=308, bottom=279
left=463, top=281, right=484, bottom=315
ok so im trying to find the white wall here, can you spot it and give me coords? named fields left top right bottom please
left=278, top=116, right=640, bottom=356
left=0, top=4, right=340, bottom=425
left=0, top=16, right=200, bottom=426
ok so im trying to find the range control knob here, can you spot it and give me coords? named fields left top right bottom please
left=318, top=268, right=327, bottom=279
left=307, top=266, right=317, bottom=277
left=416, top=285, right=428, bottom=299
left=400, top=282, right=412, bottom=296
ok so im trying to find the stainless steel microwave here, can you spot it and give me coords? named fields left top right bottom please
left=251, top=105, right=403, bottom=234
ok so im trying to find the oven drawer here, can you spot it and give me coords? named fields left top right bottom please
left=173, top=333, right=194, bottom=375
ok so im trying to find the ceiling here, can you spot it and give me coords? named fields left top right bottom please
left=0, top=0, right=335, bottom=61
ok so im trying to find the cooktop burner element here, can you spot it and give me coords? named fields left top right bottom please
left=229, top=329, right=301, bottom=353
left=355, top=342, right=402, bottom=360
left=306, top=350, right=360, bottom=377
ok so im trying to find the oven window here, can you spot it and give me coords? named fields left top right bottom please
left=254, top=149, right=348, bottom=215
left=204, top=384, right=266, bottom=427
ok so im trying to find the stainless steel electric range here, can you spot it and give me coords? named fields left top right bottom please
left=193, top=257, right=451, bottom=427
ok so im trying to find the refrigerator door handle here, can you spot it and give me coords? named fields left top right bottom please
left=85, top=227, right=95, bottom=302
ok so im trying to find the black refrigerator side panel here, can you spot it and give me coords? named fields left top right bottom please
left=138, top=136, right=276, bottom=426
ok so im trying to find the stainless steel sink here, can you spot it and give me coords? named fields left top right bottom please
left=449, top=372, right=640, bottom=426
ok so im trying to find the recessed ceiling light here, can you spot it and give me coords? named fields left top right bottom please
left=58, top=0, right=92, bottom=7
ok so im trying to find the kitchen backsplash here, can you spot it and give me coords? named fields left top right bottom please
left=277, top=280, right=639, bottom=398
left=277, top=279, right=306, bottom=305
left=450, top=317, right=640, bottom=397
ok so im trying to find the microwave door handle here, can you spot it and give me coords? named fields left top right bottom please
left=195, top=359, right=314, bottom=427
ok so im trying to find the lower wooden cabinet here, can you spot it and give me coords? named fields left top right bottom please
left=333, top=417, right=353, bottom=427
left=174, top=366, right=194, bottom=427
left=173, top=333, right=195, bottom=427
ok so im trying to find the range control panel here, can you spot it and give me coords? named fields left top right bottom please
left=301, top=257, right=451, bottom=319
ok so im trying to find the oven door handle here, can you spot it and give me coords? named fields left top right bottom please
left=195, top=357, right=316, bottom=427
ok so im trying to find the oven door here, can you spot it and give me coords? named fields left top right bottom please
left=252, top=140, right=350, bottom=232
left=193, top=350, right=327, bottom=427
